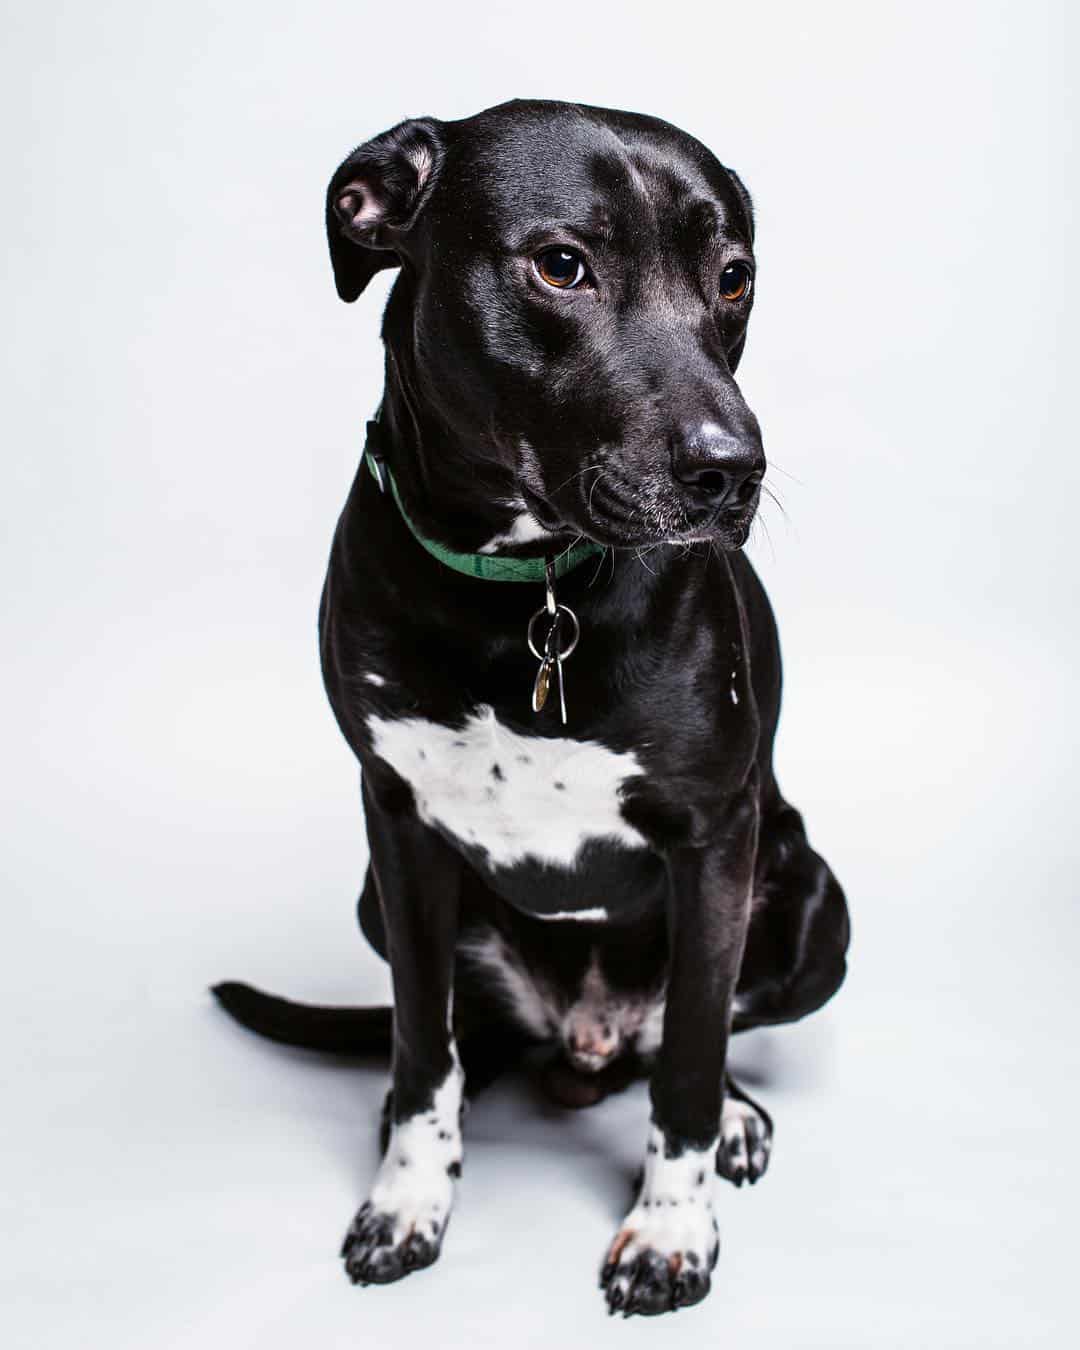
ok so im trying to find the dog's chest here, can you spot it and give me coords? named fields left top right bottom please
left=366, top=705, right=647, bottom=869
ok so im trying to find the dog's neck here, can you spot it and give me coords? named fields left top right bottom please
left=373, top=354, right=572, bottom=562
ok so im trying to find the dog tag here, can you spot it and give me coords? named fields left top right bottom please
left=532, top=657, right=554, bottom=713
left=526, top=561, right=580, bottom=726
left=533, top=611, right=562, bottom=713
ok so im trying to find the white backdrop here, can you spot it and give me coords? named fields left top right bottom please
left=3, top=2, right=1076, bottom=1346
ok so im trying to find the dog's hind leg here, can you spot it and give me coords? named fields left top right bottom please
left=734, top=797, right=850, bottom=1032
left=716, top=1076, right=773, bottom=1186
left=708, top=797, right=846, bottom=1188
left=356, top=865, right=388, bottom=959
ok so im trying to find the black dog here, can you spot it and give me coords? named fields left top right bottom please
left=215, top=98, right=850, bottom=1318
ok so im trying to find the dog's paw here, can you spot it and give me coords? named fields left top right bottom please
left=340, top=1197, right=448, bottom=1285
left=715, top=1091, right=772, bottom=1187
left=340, top=1138, right=458, bottom=1286
left=342, top=1065, right=463, bottom=1287
left=600, top=1123, right=719, bottom=1317
left=600, top=1207, right=719, bottom=1316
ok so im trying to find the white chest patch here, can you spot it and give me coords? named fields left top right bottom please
left=366, top=704, right=647, bottom=869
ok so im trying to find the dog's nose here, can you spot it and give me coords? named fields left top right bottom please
left=671, top=421, right=764, bottom=507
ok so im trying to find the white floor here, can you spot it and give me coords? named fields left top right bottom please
left=5, top=560, right=1076, bottom=1348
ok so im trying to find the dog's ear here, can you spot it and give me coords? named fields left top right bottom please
left=722, top=166, right=754, bottom=244
left=326, top=117, right=445, bottom=302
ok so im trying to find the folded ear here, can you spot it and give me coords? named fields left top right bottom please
left=326, top=117, right=445, bottom=302
left=722, top=165, right=754, bottom=244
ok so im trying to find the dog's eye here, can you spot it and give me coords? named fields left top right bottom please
left=719, top=262, right=752, bottom=302
left=534, top=247, right=587, bottom=290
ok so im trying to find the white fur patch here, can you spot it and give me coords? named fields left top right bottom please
left=366, top=705, right=646, bottom=869
left=534, top=906, right=608, bottom=922
left=635, top=999, right=666, bottom=1058
left=478, top=511, right=553, bottom=554
left=604, top=1121, right=719, bottom=1294
left=409, top=142, right=435, bottom=191
left=367, top=1059, right=464, bottom=1245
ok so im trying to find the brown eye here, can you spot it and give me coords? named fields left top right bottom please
left=535, top=247, right=587, bottom=289
left=719, top=262, right=752, bottom=302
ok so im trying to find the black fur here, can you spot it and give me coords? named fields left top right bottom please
left=215, top=98, right=850, bottom=1318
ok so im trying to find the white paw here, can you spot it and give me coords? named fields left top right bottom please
left=600, top=1123, right=719, bottom=1317
left=341, top=1064, right=463, bottom=1286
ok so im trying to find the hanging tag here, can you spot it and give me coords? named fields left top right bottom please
left=526, top=559, right=581, bottom=726
left=532, top=610, right=561, bottom=713
left=555, top=651, right=567, bottom=724
left=532, top=657, right=555, bottom=712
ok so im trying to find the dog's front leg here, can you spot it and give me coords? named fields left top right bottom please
left=341, top=773, right=464, bottom=1287
left=601, top=788, right=759, bottom=1317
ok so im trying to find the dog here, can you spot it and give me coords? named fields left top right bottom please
left=214, top=98, right=850, bottom=1318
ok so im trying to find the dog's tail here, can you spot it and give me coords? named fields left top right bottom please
left=211, top=982, right=393, bottom=1055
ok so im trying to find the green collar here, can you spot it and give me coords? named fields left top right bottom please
left=363, top=422, right=604, bottom=583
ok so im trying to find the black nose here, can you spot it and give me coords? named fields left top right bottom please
left=670, top=421, right=764, bottom=508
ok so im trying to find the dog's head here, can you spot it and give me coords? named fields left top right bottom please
left=327, top=99, right=764, bottom=550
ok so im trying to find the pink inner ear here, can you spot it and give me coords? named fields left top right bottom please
left=336, top=178, right=385, bottom=231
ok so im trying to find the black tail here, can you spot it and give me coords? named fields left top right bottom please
left=211, top=982, right=393, bottom=1055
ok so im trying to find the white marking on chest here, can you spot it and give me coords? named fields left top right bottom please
left=366, top=705, right=646, bottom=868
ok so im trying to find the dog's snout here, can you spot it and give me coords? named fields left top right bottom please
left=670, top=421, right=764, bottom=508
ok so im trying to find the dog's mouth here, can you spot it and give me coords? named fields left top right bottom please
left=519, top=479, right=760, bottom=553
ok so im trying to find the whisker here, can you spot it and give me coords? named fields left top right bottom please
left=552, top=530, right=586, bottom=567
left=751, top=510, right=776, bottom=564
left=635, top=546, right=658, bottom=576
left=761, top=481, right=789, bottom=522
left=548, top=461, right=604, bottom=497
left=766, top=458, right=803, bottom=486
left=587, top=468, right=607, bottom=517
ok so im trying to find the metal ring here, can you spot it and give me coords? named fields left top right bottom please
left=527, top=604, right=580, bottom=662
